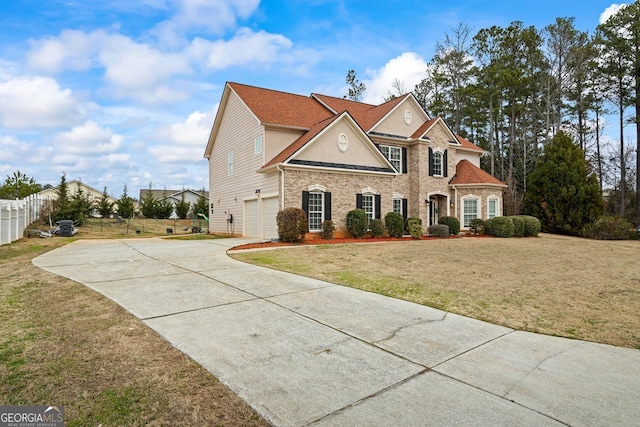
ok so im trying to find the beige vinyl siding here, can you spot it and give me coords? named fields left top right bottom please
left=208, top=90, right=278, bottom=235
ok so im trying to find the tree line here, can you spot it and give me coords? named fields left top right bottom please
left=0, top=171, right=208, bottom=224
left=347, top=3, right=640, bottom=224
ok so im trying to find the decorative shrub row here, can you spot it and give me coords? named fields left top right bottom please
left=385, top=212, right=404, bottom=238
left=428, top=224, right=449, bottom=238
left=276, top=207, right=308, bottom=242
left=346, top=209, right=368, bottom=238
left=438, top=216, right=460, bottom=235
left=483, top=215, right=541, bottom=238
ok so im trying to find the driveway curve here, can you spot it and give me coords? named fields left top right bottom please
left=33, top=238, right=640, bottom=426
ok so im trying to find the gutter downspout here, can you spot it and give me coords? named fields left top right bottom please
left=451, top=185, right=458, bottom=220
left=277, top=164, right=285, bottom=210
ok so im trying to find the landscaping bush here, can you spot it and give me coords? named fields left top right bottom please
left=438, top=216, right=460, bottom=235
left=520, top=215, right=541, bottom=237
left=405, top=217, right=421, bottom=233
left=428, top=224, right=449, bottom=238
left=409, top=221, right=423, bottom=239
left=511, top=216, right=525, bottom=237
left=346, top=209, right=368, bottom=238
left=320, top=220, right=335, bottom=240
left=385, top=212, right=405, bottom=238
left=469, top=218, right=484, bottom=235
left=276, top=207, right=308, bottom=242
left=490, top=216, right=514, bottom=238
left=369, top=218, right=385, bottom=238
left=483, top=218, right=494, bottom=236
left=582, top=216, right=636, bottom=240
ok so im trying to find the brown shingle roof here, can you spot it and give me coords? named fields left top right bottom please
left=312, top=93, right=407, bottom=131
left=456, top=134, right=484, bottom=152
left=450, top=160, right=506, bottom=187
left=229, top=82, right=333, bottom=128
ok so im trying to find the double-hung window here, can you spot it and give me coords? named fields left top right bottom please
left=393, top=198, right=402, bottom=215
left=488, top=198, right=497, bottom=219
left=380, top=145, right=402, bottom=172
left=308, top=192, right=324, bottom=232
left=227, top=150, right=234, bottom=175
left=362, top=194, right=374, bottom=222
left=463, top=198, right=478, bottom=227
left=432, top=152, right=443, bottom=176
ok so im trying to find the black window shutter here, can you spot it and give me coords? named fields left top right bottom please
left=324, top=192, right=332, bottom=220
left=443, top=149, right=448, bottom=177
left=428, top=147, right=434, bottom=176
left=402, top=199, right=408, bottom=220
left=356, top=193, right=363, bottom=209
left=302, top=191, right=309, bottom=215
left=375, top=195, right=381, bottom=219
left=402, top=147, right=408, bottom=174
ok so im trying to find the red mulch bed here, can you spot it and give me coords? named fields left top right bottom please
left=229, top=234, right=489, bottom=251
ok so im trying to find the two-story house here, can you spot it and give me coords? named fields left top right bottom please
left=204, top=82, right=506, bottom=239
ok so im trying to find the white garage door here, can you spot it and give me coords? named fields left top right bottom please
left=262, top=197, right=279, bottom=240
left=244, top=199, right=259, bottom=238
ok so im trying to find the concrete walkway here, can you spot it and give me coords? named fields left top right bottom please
left=33, top=238, right=640, bottom=426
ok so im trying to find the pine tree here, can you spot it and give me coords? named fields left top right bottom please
left=96, top=186, right=114, bottom=218
left=116, top=184, right=135, bottom=219
left=524, top=131, right=603, bottom=234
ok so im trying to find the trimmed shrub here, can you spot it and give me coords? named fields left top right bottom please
left=276, top=207, right=308, bottom=242
left=438, top=216, right=460, bottom=235
left=483, top=218, right=494, bottom=236
left=491, top=216, right=514, bottom=238
left=405, top=217, right=421, bottom=233
left=511, top=216, right=525, bottom=237
left=469, top=218, right=484, bottom=235
left=409, top=221, right=423, bottom=239
left=521, top=215, right=541, bottom=237
left=346, top=209, right=368, bottom=238
left=320, top=220, right=335, bottom=240
left=369, top=218, right=385, bottom=238
left=428, top=224, right=449, bottom=238
left=385, top=212, right=405, bottom=238
left=582, top=216, right=635, bottom=240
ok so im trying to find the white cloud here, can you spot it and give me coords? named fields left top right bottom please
left=52, top=121, right=123, bottom=155
left=191, top=28, right=293, bottom=70
left=153, top=0, right=261, bottom=43
left=149, top=110, right=214, bottom=163
left=361, top=52, right=428, bottom=104
left=0, top=76, right=85, bottom=129
left=27, top=29, right=100, bottom=73
left=600, top=3, right=627, bottom=24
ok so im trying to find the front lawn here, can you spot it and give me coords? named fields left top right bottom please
left=231, top=233, right=640, bottom=349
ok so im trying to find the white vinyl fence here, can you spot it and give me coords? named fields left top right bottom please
left=0, top=195, right=45, bottom=246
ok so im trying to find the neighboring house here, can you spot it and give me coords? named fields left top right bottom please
left=38, top=180, right=119, bottom=215
left=204, top=82, right=506, bottom=239
left=138, top=188, right=209, bottom=217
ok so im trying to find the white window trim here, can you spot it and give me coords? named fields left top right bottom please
left=461, top=195, right=480, bottom=228
left=487, top=195, right=499, bottom=219
left=380, top=144, right=402, bottom=172
left=392, top=198, right=402, bottom=214
left=308, top=192, right=324, bottom=232
left=432, top=149, right=444, bottom=177
left=255, top=135, right=263, bottom=155
left=227, top=150, right=234, bottom=176
left=362, top=193, right=375, bottom=221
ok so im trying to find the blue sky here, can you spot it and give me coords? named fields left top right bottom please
left=0, top=0, right=627, bottom=197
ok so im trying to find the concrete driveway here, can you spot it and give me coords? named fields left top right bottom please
left=33, top=238, right=640, bottom=426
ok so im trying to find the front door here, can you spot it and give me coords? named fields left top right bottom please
left=429, top=197, right=439, bottom=226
